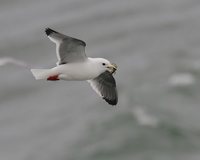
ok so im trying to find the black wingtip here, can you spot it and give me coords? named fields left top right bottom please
left=104, top=98, right=118, bottom=106
left=45, top=28, right=58, bottom=36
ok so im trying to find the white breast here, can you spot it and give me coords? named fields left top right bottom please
left=51, top=59, right=102, bottom=81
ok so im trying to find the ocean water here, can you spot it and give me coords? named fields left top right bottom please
left=1, top=0, right=200, bottom=159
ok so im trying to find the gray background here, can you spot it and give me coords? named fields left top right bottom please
left=1, top=0, right=200, bottom=159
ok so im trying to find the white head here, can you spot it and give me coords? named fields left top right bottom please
left=90, top=58, right=117, bottom=74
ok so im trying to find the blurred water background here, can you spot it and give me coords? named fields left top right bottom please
left=1, top=0, right=200, bottom=159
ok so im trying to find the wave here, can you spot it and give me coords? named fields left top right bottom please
left=0, top=57, right=28, bottom=68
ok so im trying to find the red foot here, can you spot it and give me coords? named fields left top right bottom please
left=47, top=75, right=60, bottom=81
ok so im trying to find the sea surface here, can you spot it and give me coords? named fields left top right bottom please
left=1, top=0, right=200, bottom=160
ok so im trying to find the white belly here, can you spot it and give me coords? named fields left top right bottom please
left=51, top=62, right=100, bottom=81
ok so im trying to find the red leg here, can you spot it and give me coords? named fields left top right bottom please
left=47, top=75, right=60, bottom=81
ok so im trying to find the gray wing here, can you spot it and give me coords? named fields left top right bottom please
left=45, top=28, right=87, bottom=65
left=88, top=71, right=118, bottom=105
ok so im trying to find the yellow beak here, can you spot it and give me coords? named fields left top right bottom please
left=106, top=63, right=117, bottom=74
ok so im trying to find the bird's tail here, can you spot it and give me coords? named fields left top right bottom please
left=31, top=69, right=52, bottom=80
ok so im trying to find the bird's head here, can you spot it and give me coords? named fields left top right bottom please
left=96, top=58, right=117, bottom=74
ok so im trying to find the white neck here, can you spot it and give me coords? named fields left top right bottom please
left=86, top=58, right=105, bottom=76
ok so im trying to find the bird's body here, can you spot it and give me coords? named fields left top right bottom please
left=55, top=59, right=99, bottom=80
left=32, top=58, right=108, bottom=81
left=31, top=28, right=118, bottom=105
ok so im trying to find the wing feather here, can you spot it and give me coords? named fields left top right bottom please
left=88, top=71, right=118, bottom=105
left=45, top=28, right=87, bottom=65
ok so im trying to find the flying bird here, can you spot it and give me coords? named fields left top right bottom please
left=31, top=28, right=118, bottom=105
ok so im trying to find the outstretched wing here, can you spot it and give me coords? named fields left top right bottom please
left=88, top=71, right=118, bottom=105
left=45, top=28, right=87, bottom=65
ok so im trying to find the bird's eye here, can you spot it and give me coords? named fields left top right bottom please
left=102, top=63, right=106, bottom=66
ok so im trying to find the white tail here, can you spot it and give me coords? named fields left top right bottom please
left=31, top=69, right=52, bottom=80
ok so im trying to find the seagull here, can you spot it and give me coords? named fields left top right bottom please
left=31, top=28, right=118, bottom=105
